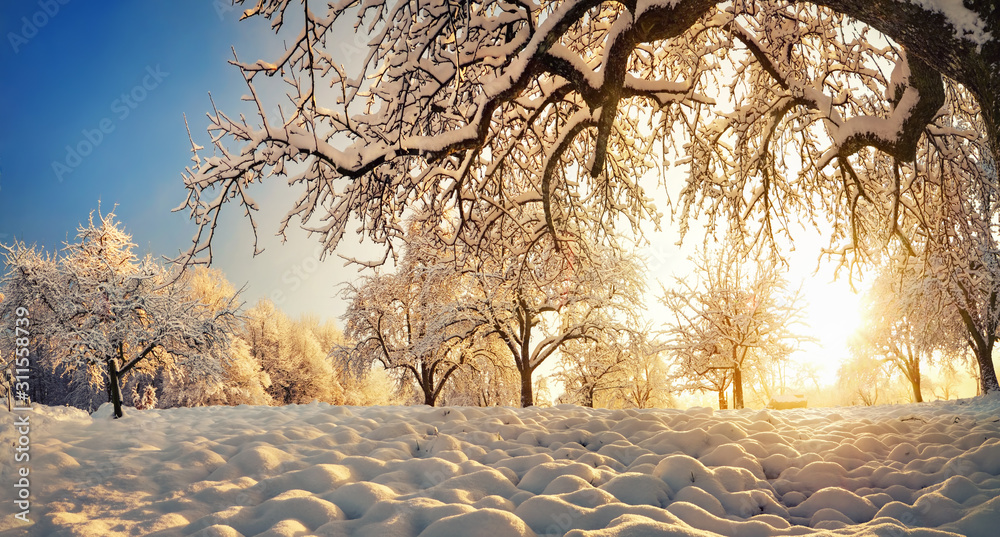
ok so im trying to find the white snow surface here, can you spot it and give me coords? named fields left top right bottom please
left=907, top=0, right=992, bottom=47
left=3, top=397, right=1000, bottom=536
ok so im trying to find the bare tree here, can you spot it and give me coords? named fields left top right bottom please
left=662, top=237, right=809, bottom=409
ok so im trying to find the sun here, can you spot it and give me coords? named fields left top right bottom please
left=791, top=272, right=865, bottom=384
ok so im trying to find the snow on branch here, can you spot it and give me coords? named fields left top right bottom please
left=176, top=0, right=997, bottom=270
left=1, top=212, right=240, bottom=416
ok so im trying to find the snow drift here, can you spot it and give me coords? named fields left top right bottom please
left=2, top=396, right=999, bottom=536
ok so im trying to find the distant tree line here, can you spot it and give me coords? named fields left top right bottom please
left=3, top=203, right=991, bottom=415
left=0, top=211, right=401, bottom=416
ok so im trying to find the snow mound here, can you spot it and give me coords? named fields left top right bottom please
left=3, top=396, right=1000, bottom=536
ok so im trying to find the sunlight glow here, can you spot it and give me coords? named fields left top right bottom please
left=793, top=274, right=864, bottom=384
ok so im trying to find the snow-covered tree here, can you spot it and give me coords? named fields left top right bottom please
left=242, top=299, right=345, bottom=405
left=332, top=364, right=410, bottom=406
left=341, top=226, right=473, bottom=406
left=342, top=273, right=466, bottom=406
left=907, top=88, right=1000, bottom=394
left=612, top=348, right=674, bottom=409
left=533, top=377, right=553, bottom=407
left=554, top=328, right=667, bottom=408
left=851, top=261, right=965, bottom=403
left=662, top=237, right=809, bottom=409
left=554, top=332, right=630, bottom=408
left=0, top=248, right=79, bottom=408
left=133, top=384, right=157, bottom=410
left=175, top=0, right=999, bottom=396
left=1, top=335, right=16, bottom=411
left=0, top=211, right=238, bottom=418
left=157, top=268, right=274, bottom=408
left=836, top=81, right=1000, bottom=394
left=441, top=337, right=521, bottom=407
left=455, top=230, right=646, bottom=407
left=175, top=0, right=996, bottom=277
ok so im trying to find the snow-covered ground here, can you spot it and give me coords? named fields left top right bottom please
left=2, top=397, right=999, bottom=536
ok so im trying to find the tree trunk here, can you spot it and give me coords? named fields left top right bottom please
left=423, top=386, right=437, bottom=406
left=107, top=358, right=124, bottom=419
left=733, top=365, right=744, bottom=409
left=911, top=360, right=923, bottom=403
left=956, top=306, right=1000, bottom=395
left=975, top=347, right=1000, bottom=394
left=717, top=389, right=727, bottom=410
left=520, top=368, right=533, bottom=407
left=419, top=362, right=436, bottom=406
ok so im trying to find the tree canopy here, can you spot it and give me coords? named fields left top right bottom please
left=177, top=0, right=997, bottom=264
left=175, top=0, right=1000, bottom=397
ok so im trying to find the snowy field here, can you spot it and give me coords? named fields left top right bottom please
left=2, top=397, right=1000, bottom=537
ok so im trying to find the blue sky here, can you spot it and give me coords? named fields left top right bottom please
left=0, top=1, right=366, bottom=322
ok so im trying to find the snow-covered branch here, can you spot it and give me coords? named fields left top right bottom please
left=1, top=211, right=239, bottom=418
left=176, top=0, right=997, bottom=270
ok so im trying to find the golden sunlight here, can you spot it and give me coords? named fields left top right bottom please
left=793, top=274, right=864, bottom=383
